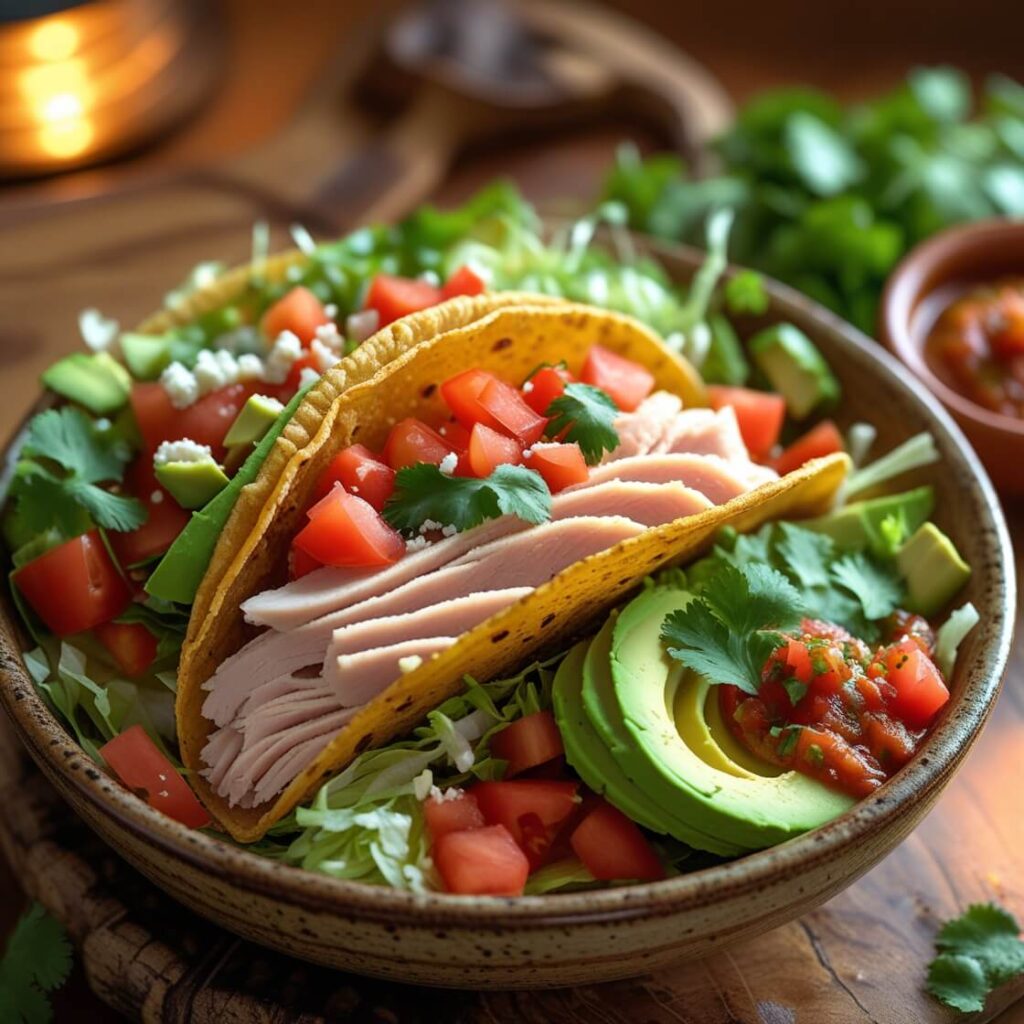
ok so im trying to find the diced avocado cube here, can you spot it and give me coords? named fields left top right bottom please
left=701, top=313, right=750, bottom=386
left=121, top=333, right=173, bottom=381
left=749, top=323, right=840, bottom=419
left=155, top=459, right=230, bottom=510
left=41, top=352, right=131, bottom=415
left=802, top=486, right=934, bottom=553
left=896, top=522, right=971, bottom=617
left=223, top=393, right=285, bottom=448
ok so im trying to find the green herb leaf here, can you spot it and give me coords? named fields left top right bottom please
left=383, top=463, right=551, bottom=537
left=0, top=903, right=72, bottom=1023
left=785, top=112, right=864, bottom=197
left=544, top=382, right=620, bottom=464
left=831, top=552, right=904, bottom=620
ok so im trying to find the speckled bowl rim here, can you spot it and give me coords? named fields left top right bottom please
left=880, top=216, right=1024, bottom=438
left=0, top=238, right=1015, bottom=930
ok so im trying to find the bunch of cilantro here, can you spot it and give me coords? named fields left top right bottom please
left=0, top=904, right=72, bottom=1023
left=604, top=68, right=1024, bottom=335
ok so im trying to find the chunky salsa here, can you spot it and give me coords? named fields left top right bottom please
left=924, top=278, right=1024, bottom=418
left=721, top=613, right=949, bottom=798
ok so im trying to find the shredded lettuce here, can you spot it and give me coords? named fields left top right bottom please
left=935, top=602, right=980, bottom=677
left=845, top=432, right=939, bottom=498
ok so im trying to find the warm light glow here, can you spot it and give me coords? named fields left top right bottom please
left=41, top=91, right=84, bottom=122
left=28, top=19, right=80, bottom=62
left=37, top=117, right=95, bottom=160
left=20, top=60, right=91, bottom=104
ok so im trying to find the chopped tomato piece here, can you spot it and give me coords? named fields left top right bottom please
left=94, top=621, right=158, bottom=677
left=100, top=725, right=210, bottom=828
left=707, top=385, right=786, bottom=461
left=364, top=274, right=442, bottom=327
left=383, top=418, right=455, bottom=470
left=433, top=824, right=529, bottom=896
left=785, top=639, right=814, bottom=685
left=424, top=789, right=485, bottom=840
left=773, top=420, right=844, bottom=475
left=293, top=488, right=405, bottom=568
left=884, top=639, right=950, bottom=729
left=570, top=800, right=664, bottom=881
left=523, top=365, right=573, bottom=415
left=110, top=456, right=190, bottom=566
left=479, top=378, right=547, bottom=446
left=261, top=286, right=330, bottom=346
left=316, top=444, right=396, bottom=511
left=467, top=422, right=522, bottom=477
left=472, top=779, right=578, bottom=848
left=441, top=265, right=486, bottom=300
left=527, top=442, right=588, bottom=492
left=289, top=540, right=322, bottom=580
left=490, top=711, right=565, bottom=778
left=284, top=351, right=321, bottom=391
left=14, top=530, right=131, bottom=636
left=580, top=345, right=655, bottom=412
left=442, top=369, right=497, bottom=429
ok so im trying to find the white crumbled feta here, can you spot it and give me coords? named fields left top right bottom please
left=79, top=308, right=120, bottom=355
left=398, top=654, right=424, bottom=674
left=310, top=338, right=338, bottom=372
left=263, top=330, right=302, bottom=385
left=405, top=535, right=430, bottom=553
left=236, top=353, right=264, bottom=382
left=314, top=322, right=343, bottom=354
left=522, top=447, right=533, bottom=459
left=153, top=438, right=214, bottom=466
left=150, top=490, right=164, bottom=504
left=441, top=524, right=457, bottom=537
left=438, top=452, right=458, bottom=476
left=522, top=379, right=534, bottom=393
left=350, top=485, right=359, bottom=493
left=324, top=303, right=338, bottom=319
left=160, top=361, right=199, bottom=409
left=298, top=366, right=321, bottom=388
left=418, top=519, right=443, bottom=535
left=193, top=348, right=240, bottom=395
left=428, top=785, right=462, bottom=803
left=413, top=770, right=433, bottom=801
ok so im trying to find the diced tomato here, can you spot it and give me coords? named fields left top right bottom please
left=580, top=345, right=655, bottom=412
left=441, top=265, right=486, bottom=300
left=472, top=779, right=578, bottom=848
left=261, top=286, right=330, bottom=346
left=293, top=488, right=405, bottom=568
left=100, top=725, right=210, bottom=828
left=284, top=351, right=321, bottom=392
left=130, top=382, right=177, bottom=452
left=365, top=274, right=442, bottom=327
left=528, top=442, right=588, bottom=492
left=884, top=639, right=950, bottom=729
left=490, top=711, right=565, bottom=778
left=523, top=365, right=573, bottom=415
left=424, top=789, right=485, bottom=841
left=14, top=530, right=131, bottom=636
left=707, top=385, right=786, bottom=461
left=316, top=445, right=396, bottom=511
left=467, top=422, right=522, bottom=477
left=442, top=369, right=496, bottom=429
left=773, top=420, right=844, bottom=475
left=109, top=456, right=191, bottom=566
left=433, top=824, right=529, bottom=896
left=570, top=800, right=664, bottom=881
left=383, top=418, right=454, bottom=470
left=289, top=540, right=322, bottom=580
left=478, top=379, right=547, bottom=446
left=785, top=639, right=814, bottom=685
left=131, top=381, right=258, bottom=457
left=94, top=621, right=158, bottom=677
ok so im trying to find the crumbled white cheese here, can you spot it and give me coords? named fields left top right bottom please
left=350, top=485, right=359, bottom=493
left=441, top=524, right=457, bottom=537
left=79, top=308, right=120, bottom=354
left=153, top=438, right=214, bottom=466
left=438, top=452, right=458, bottom=476
left=298, top=366, right=321, bottom=388
left=160, top=361, right=199, bottom=409
left=150, top=490, right=164, bottom=504
left=313, top=322, right=343, bottom=354
left=398, top=654, right=424, bottom=674
left=324, top=303, right=338, bottom=319
left=310, top=338, right=337, bottom=373
left=428, top=785, right=463, bottom=803
left=193, top=348, right=240, bottom=395
left=236, top=353, right=264, bottom=381
left=263, top=330, right=302, bottom=385
left=418, top=519, right=443, bottom=535
left=522, top=447, right=533, bottom=459
left=522, top=379, right=534, bottom=393
left=405, top=535, right=430, bottom=553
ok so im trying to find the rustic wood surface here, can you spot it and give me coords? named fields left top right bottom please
left=0, top=1, right=1022, bottom=1021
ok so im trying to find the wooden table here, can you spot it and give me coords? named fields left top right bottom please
left=0, top=2, right=1022, bottom=1021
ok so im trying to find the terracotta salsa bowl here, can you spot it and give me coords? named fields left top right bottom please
left=879, top=217, right=1024, bottom=497
left=0, top=238, right=1015, bottom=989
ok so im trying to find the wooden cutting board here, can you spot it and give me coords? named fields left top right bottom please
left=0, top=3, right=1022, bottom=1021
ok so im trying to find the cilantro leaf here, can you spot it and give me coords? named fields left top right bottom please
left=24, top=407, right=131, bottom=484
left=0, top=903, right=72, bottom=1024
left=383, top=463, right=551, bottom=536
left=775, top=522, right=834, bottom=589
left=723, top=270, right=769, bottom=315
left=544, top=382, right=619, bottom=464
left=660, top=562, right=802, bottom=695
left=65, top=478, right=147, bottom=532
left=831, top=552, right=904, bottom=620
left=927, top=903, right=1024, bottom=1013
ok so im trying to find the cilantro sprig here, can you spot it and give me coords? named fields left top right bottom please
left=927, top=903, right=1024, bottom=1013
left=544, top=382, right=619, bottom=464
left=382, top=463, right=552, bottom=537
left=0, top=903, right=72, bottom=1023
left=6, top=408, right=145, bottom=547
left=660, top=562, right=803, bottom=695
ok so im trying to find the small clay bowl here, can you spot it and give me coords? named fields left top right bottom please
left=0, top=237, right=1016, bottom=989
left=880, top=218, right=1024, bottom=497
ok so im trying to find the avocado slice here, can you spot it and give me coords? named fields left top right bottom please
left=223, top=394, right=285, bottom=448
left=802, top=486, right=934, bottom=552
left=41, top=352, right=131, bottom=415
left=749, top=323, right=840, bottom=419
left=896, top=522, right=971, bottom=617
left=155, top=458, right=230, bottom=510
left=145, top=385, right=308, bottom=605
left=604, top=586, right=854, bottom=852
left=121, top=333, right=173, bottom=381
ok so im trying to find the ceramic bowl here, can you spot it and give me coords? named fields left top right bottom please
left=0, top=239, right=1015, bottom=989
left=879, top=218, right=1024, bottom=497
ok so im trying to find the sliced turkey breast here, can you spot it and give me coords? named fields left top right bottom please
left=332, top=636, right=458, bottom=707
left=654, top=406, right=751, bottom=462
left=549, top=479, right=712, bottom=526
left=609, top=391, right=683, bottom=459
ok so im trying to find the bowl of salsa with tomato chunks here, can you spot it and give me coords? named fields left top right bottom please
left=881, top=218, right=1024, bottom=495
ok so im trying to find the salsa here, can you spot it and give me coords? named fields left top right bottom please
left=924, top=278, right=1024, bottom=417
left=720, top=614, right=949, bottom=798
